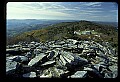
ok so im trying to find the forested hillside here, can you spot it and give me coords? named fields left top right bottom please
left=7, top=20, right=118, bottom=51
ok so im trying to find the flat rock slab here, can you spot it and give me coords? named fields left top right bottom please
left=28, top=54, right=46, bottom=67
left=70, top=71, right=87, bottom=78
left=62, top=52, right=74, bottom=61
left=51, top=45, right=62, bottom=48
left=7, top=56, right=28, bottom=62
left=41, top=60, right=56, bottom=66
left=60, top=55, right=67, bottom=66
left=23, top=72, right=36, bottom=78
left=6, top=56, right=18, bottom=60
left=6, top=49, right=22, bottom=55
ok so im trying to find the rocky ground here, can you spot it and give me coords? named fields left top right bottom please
left=6, top=39, right=118, bottom=78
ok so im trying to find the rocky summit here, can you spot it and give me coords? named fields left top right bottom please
left=6, top=39, right=118, bottom=78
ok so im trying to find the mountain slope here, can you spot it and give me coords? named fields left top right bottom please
left=7, top=19, right=80, bottom=37
left=7, top=20, right=118, bottom=50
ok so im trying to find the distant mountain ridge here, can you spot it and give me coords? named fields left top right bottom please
left=7, top=19, right=80, bottom=37
left=7, top=19, right=79, bottom=29
left=7, top=19, right=118, bottom=29
left=92, top=21, right=118, bottom=28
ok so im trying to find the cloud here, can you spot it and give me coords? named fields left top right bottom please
left=6, top=2, right=103, bottom=19
left=23, top=2, right=77, bottom=11
left=89, top=15, right=110, bottom=18
left=77, top=10, right=103, bottom=16
left=86, top=10, right=103, bottom=13
left=80, top=2, right=102, bottom=7
left=92, top=4, right=101, bottom=7
left=7, top=2, right=73, bottom=19
left=86, top=7, right=102, bottom=10
left=109, top=10, right=118, bottom=12
left=7, top=2, right=118, bottom=22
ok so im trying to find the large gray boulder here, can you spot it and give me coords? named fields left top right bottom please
left=17, top=56, right=28, bottom=62
left=106, top=65, right=118, bottom=78
left=6, top=60, right=19, bottom=75
left=83, top=67, right=104, bottom=78
left=66, top=56, right=88, bottom=71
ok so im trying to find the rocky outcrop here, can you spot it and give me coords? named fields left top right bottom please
left=6, top=39, right=118, bottom=78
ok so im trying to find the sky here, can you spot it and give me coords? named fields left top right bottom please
left=7, top=2, right=118, bottom=22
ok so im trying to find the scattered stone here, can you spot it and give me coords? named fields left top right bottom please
left=23, top=72, right=36, bottom=78
left=6, top=39, right=118, bottom=78
left=6, top=60, right=19, bottom=75
left=70, top=71, right=87, bottom=78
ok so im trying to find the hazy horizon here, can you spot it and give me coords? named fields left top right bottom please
left=7, top=18, right=118, bottom=23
